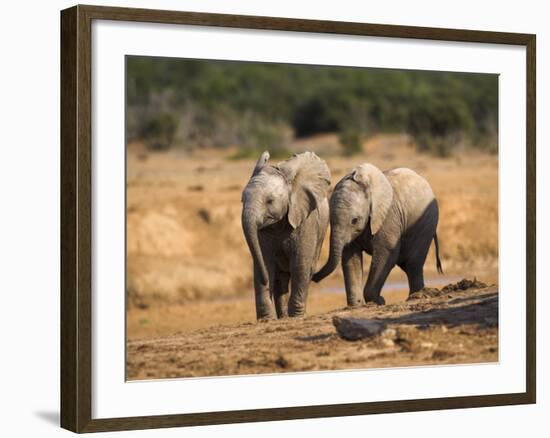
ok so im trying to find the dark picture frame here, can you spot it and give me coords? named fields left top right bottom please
left=61, top=4, right=536, bottom=433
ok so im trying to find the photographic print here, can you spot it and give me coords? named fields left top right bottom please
left=125, top=57, right=499, bottom=380
left=61, top=6, right=535, bottom=431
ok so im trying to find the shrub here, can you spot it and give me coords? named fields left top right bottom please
left=142, top=113, right=178, bottom=151
left=126, top=57, right=498, bottom=157
left=414, top=132, right=464, bottom=158
left=292, top=96, right=339, bottom=137
left=339, top=128, right=363, bottom=156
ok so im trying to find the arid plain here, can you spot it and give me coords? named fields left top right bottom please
left=126, top=134, right=498, bottom=379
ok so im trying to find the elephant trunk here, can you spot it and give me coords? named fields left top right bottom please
left=242, top=210, right=269, bottom=285
left=312, top=227, right=345, bottom=283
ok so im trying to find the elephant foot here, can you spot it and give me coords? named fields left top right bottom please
left=275, top=304, right=289, bottom=319
left=346, top=299, right=363, bottom=309
left=364, top=294, right=385, bottom=306
left=255, top=295, right=276, bottom=320
left=257, top=314, right=276, bottom=322
left=288, top=307, right=306, bottom=318
left=256, top=307, right=276, bottom=321
left=288, top=298, right=306, bottom=317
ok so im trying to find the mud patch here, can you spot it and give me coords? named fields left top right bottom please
left=408, top=278, right=490, bottom=300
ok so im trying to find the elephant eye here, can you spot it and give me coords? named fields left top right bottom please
left=266, top=198, right=273, bottom=205
left=351, top=217, right=359, bottom=225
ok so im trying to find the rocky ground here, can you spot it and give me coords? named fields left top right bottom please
left=127, top=280, right=498, bottom=380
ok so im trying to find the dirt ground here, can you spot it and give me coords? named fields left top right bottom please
left=126, top=133, right=498, bottom=307
left=127, top=280, right=498, bottom=380
left=126, top=275, right=473, bottom=340
left=126, top=133, right=498, bottom=378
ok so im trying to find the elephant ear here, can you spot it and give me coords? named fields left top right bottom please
left=251, top=150, right=270, bottom=177
left=352, top=163, right=393, bottom=235
left=277, top=151, right=331, bottom=229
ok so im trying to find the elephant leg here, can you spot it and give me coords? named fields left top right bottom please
left=342, top=244, right=363, bottom=307
left=405, top=262, right=425, bottom=295
left=364, top=244, right=400, bottom=305
left=273, top=271, right=290, bottom=318
left=402, top=234, right=432, bottom=296
left=288, top=261, right=311, bottom=317
left=253, top=261, right=276, bottom=320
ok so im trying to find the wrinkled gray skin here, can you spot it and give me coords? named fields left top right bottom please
left=313, top=164, right=442, bottom=305
left=242, top=151, right=331, bottom=319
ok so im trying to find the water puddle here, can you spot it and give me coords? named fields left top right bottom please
left=320, top=276, right=462, bottom=295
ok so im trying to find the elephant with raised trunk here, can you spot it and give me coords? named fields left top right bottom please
left=241, top=151, right=331, bottom=319
left=313, top=163, right=442, bottom=305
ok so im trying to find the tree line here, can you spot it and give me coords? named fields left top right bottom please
left=126, top=56, right=498, bottom=156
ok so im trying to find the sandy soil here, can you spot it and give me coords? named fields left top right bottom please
left=126, top=275, right=478, bottom=340
left=127, top=280, right=498, bottom=380
left=126, top=133, right=499, bottom=378
left=126, top=133, right=498, bottom=309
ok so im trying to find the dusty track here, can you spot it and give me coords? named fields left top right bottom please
left=127, top=282, right=498, bottom=380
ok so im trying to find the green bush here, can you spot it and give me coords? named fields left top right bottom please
left=414, top=132, right=462, bottom=158
left=339, top=129, right=363, bottom=156
left=227, top=118, right=292, bottom=160
left=142, top=112, right=177, bottom=151
left=127, top=57, right=498, bottom=156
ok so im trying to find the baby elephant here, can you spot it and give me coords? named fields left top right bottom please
left=313, top=163, right=442, bottom=305
left=241, top=151, right=331, bottom=319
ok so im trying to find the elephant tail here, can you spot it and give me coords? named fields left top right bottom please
left=434, top=232, right=443, bottom=274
